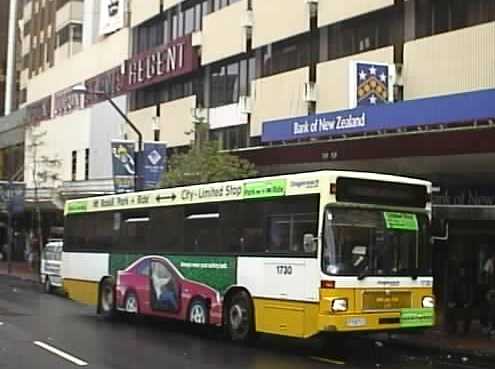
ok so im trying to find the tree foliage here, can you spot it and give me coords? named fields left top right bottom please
left=161, top=141, right=257, bottom=188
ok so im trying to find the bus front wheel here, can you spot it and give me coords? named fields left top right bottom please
left=226, top=291, right=255, bottom=342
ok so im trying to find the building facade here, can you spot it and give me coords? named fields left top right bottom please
left=0, top=1, right=10, bottom=117
left=6, top=0, right=495, bottom=316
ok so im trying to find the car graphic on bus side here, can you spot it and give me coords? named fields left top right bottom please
left=115, top=256, right=222, bottom=325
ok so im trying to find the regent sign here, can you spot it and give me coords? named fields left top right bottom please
left=25, top=35, right=199, bottom=123
left=125, top=35, right=198, bottom=91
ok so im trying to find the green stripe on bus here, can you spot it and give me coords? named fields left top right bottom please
left=67, top=201, right=88, bottom=214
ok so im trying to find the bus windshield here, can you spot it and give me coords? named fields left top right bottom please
left=322, top=207, right=431, bottom=277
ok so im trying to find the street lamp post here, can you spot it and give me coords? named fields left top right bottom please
left=72, top=85, right=143, bottom=191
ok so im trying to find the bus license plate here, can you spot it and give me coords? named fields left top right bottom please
left=346, top=317, right=367, bottom=327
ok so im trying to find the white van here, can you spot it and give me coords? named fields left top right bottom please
left=40, top=239, right=63, bottom=293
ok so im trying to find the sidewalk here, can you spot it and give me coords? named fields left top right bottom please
left=378, top=323, right=495, bottom=360
left=0, top=261, right=39, bottom=282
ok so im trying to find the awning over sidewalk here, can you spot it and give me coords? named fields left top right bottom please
left=262, top=88, right=495, bottom=143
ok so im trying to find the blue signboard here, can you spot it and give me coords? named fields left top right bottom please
left=262, top=88, right=495, bottom=143
left=0, top=182, right=25, bottom=215
left=141, top=142, right=167, bottom=190
left=111, top=140, right=136, bottom=193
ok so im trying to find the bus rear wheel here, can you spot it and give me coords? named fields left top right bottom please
left=226, top=291, right=255, bottom=342
left=99, top=278, right=117, bottom=320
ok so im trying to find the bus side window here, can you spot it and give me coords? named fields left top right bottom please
left=184, top=205, right=220, bottom=253
left=221, top=202, right=243, bottom=253
left=239, top=201, right=264, bottom=253
left=291, top=213, right=318, bottom=253
left=150, top=207, right=184, bottom=252
left=120, top=211, right=150, bottom=251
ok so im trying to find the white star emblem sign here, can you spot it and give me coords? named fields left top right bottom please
left=359, top=70, right=367, bottom=80
left=369, top=66, right=377, bottom=75
left=369, top=95, right=377, bottom=104
left=379, top=73, right=387, bottom=82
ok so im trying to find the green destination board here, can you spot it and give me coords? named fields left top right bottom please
left=67, top=201, right=88, bottom=214
left=384, top=212, right=418, bottom=231
left=400, top=308, right=434, bottom=328
left=243, top=179, right=287, bottom=199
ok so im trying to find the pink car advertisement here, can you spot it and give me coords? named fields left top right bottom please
left=111, top=255, right=236, bottom=325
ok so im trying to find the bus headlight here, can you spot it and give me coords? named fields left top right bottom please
left=422, top=296, right=435, bottom=308
left=331, top=298, right=348, bottom=312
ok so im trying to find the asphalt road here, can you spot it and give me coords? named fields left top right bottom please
left=0, top=276, right=488, bottom=369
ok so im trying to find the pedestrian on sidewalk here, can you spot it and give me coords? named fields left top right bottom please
left=446, top=262, right=473, bottom=336
left=482, top=253, right=495, bottom=338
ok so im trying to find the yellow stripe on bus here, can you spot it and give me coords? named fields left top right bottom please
left=253, top=298, right=320, bottom=338
left=63, top=279, right=99, bottom=306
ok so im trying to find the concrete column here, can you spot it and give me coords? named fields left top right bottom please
left=5, top=0, right=18, bottom=115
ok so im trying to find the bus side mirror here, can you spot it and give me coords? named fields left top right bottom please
left=303, top=234, right=317, bottom=253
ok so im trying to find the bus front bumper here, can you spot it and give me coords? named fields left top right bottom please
left=318, top=308, right=435, bottom=332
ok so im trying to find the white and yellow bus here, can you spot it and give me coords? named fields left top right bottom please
left=63, top=170, right=434, bottom=341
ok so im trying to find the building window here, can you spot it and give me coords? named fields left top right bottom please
left=210, top=125, right=248, bottom=150
left=261, top=35, right=311, bottom=77
left=133, top=1, right=209, bottom=55
left=209, top=56, right=255, bottom=108
left=134, top=18, right=164, bottom=55
left=326, top=7, right=401, bottom=62
left=71, top=150, right=77, bottom=181
left=415, top=0, right=495, bottom=40
left=130, top=75, right=203, bottom=111
left=24, top=20, right=32, bottom=36
left=84, top=148, right=89, bottom=180
left=211, top=0, right=241, bottom=12
left=56, top=22, right=82, bottom=48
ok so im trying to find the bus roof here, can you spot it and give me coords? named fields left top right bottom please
left=65, top=170, right=431, bottom=215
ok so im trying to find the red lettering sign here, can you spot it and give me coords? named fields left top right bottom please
left=123, top=35, right=198, bottom=91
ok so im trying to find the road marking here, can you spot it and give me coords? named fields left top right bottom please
left=33, top=341, right=88, bottom=367
left=310, top=356, right=346, bottom=365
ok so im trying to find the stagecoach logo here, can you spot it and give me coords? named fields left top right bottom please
left=290, top=179, right=319, bottom=190
left=107, top=0, right=120, bottom=16
left=99, top=0, right=125, bottom=35
left=377, top=280, right=401, bottom=287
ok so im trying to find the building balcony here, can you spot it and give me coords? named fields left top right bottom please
left=58, top=178, right=115, bottom=199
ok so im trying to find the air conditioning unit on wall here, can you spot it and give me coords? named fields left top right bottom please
left=239, top=96, right=252, bottom=114
left=304, top=82, right=317, bottom=102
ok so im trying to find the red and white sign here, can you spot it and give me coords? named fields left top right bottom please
left=124, top=35, right=199, bottom=91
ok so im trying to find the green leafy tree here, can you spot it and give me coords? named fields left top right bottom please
left=161, top=140, right=257, bottom=188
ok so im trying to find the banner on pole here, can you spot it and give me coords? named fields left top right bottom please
left=141, top=142, right=167, bottom=190
left=0, top=182, right=25, bottom=214
left=111, top=140, right=136, bottom=193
